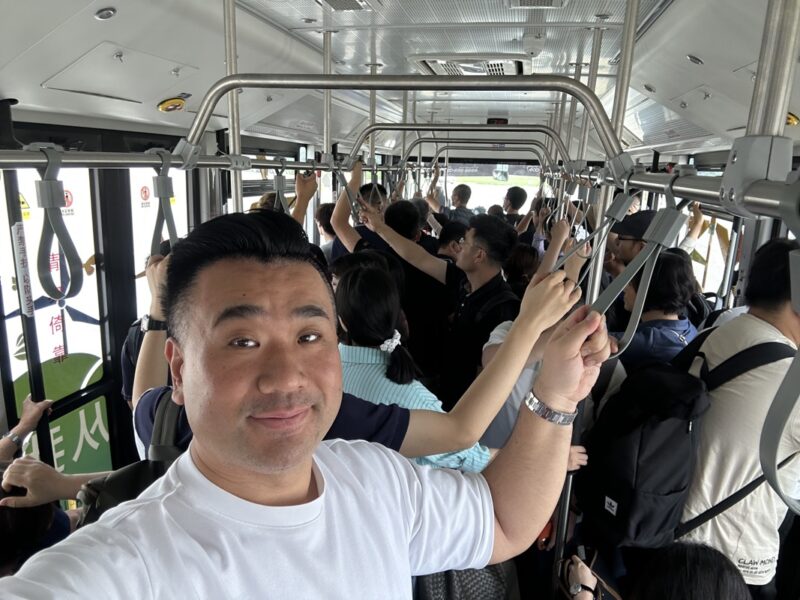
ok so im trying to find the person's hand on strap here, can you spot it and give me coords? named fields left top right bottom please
left=535, top=305, right=612, bottom=412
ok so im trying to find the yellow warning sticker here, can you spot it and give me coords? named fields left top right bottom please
left=19, top=193, right=30, bottom=221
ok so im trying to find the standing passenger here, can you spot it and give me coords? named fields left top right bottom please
left=0, top=209, right=611, bottom=599
left=361, top=205, right=520, bottom=410
left=680, top=238, right=800, bottom=599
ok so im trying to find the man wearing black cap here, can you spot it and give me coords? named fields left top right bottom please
left=610, top=209, right=657, bottom=265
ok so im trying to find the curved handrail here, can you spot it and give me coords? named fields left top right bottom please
left=429, top=145, right=546, bottom=172
left=180, top=74, right=623, bottom=159
left=401, top=136, right=556, bottom=170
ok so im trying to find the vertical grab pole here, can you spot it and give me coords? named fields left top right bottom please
left=318, top=30, right=333, bottom=243
left=223, top=0, right=243, bottom=213
left=565, top=61, right=584, bottom=160
left=736, top=0, right=800, bottom=300
left=576, top=24, right=605, bottom=162
left=401, top=90, right=408, bottom=198
left=586, top=0, right=640, bottom=303
left=3, top=171, right=54, bottom=466
left=552, top=1, right=641, bottom=595
left=368, top=63, right=378, bottom=169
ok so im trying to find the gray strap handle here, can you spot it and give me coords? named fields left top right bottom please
left=590, top=208, right=688, bottom=359
left=30, top=144, right=84, bottom=300
left=273, top=161, right=292, bottom=214
left=147, top=149, right=179, bottom=256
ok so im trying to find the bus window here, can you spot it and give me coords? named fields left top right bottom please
left=0, top=169, right=112, bottom=473
left=129, top=168, right=188, bottom=315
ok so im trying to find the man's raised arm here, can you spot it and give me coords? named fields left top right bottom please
left=330, top=161, right=364, bottom=253
left=424, top=164, right=442, bottom=213
left=399, top=272, right=580, bottom=457
left=360, top=199, right=448, bottom=284
left=484, top=305, right=611, bottom=564
left=132, top=255, right=170, bottom=409
left=290, top=172, right=318, bottom=225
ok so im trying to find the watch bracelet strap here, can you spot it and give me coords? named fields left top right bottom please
left=524, top=392, right=577, bottom=425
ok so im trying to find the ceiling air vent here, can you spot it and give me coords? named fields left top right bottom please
left=505, top=0, right=570, bottom=8
left=316, top=0, right=372, bottom=11
left=410, top=55, right=527, bottom=77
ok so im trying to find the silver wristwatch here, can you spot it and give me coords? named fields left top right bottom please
left=524, top=392, right=578, bottom=426
left=2, top=431, right=23, bottom=447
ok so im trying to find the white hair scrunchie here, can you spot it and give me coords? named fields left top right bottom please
left=380, top=329, right=402, bottom=353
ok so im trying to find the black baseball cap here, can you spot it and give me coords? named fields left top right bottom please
left=611, top=210, right=657, bottom=240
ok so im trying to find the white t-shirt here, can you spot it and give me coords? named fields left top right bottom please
left=480, top=321, right=540, bottom=448
left=681, top=314, right=800, bottom=585
left=1, top=440, right=494, bottom=599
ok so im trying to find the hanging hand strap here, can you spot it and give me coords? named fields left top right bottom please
left=146, top=149, right=179, bottom=256
left=29, top=144, right=84, bottom=300
left=273, top=160, right=292, bottom=214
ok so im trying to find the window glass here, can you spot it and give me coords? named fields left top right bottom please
left=445, top=163, right=541, bottom=213
left=23, top=396, right=112, bottom=474
left=129, top=168, right=188, bottom=315
left=1, top=170, right=112, bottom=474
left=1, top=169, right=105, bottom=405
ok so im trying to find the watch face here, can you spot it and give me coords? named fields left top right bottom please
left=569, top=583, right=581, bottom=595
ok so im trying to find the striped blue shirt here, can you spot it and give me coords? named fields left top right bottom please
left=339, top=344, right=492, bottom=472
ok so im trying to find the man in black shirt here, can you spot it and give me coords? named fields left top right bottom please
left=502, top=186, right=527, bottom=228
left=362, top=207, right=521, bottom=410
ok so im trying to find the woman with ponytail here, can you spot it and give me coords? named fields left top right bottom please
left=336, top=267, right=492, bottom=472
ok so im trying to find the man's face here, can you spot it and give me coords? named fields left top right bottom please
left=455, top=228, right=483, bottom=272
left=166, top=258, right=342, bottom=476
left=614, top=236, right=643, bottom=264
left=503, top=196, right=511, bottom=211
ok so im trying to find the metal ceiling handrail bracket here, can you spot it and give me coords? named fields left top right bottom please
left=410, top=136, right=555, bottom=171
left=429, top=146, right=546, bottom=172
left=377, top=123, right=570, bottom=171
left=174, top=74, right=630, bottom=183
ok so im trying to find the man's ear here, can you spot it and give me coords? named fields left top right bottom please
left=165, top=338, right=186, bottom=406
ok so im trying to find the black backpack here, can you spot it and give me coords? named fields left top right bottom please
left=576, top=328, right=795, bottom=550
left=77, top=388, right=183, bottom=526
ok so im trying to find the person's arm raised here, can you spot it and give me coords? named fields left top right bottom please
left=516, top=210, right=535, bottom=234
left=0, top=395, right=52, bottom=462
left=290, top=172, right=318, bottom=225
left=484, top=305, right=612, bottom=564
left=535, top=218, right=570, bottom=280
left=360, top=198, right=449, bottom=284
left=131, top=255, right=170, bottom=410
left=424, top=164, right=442, bottom=213
left=330, top=161, right=364, bottom=253
left=399, top=271, right=581, bottom=457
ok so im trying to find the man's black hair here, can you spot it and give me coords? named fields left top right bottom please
left=336, top=267, right=421, bottom=385
left=631, top=248, right=696, bottom=315
left=411, top=199, right=430, bottom=229
left=314, top=203, right=336, bottom=237
left=487, top=205, right=504, bottom=217
left=452, top=184, right=471, bottom=206
left=745, top=237, right=800, bottom=310
left=385, top=200, right=421, bottom=240
left=629, top=543, right=750, bottom=600
left=438, top=221, right=468, bottom=249
left=164, top=210, right=330, bottom=341
left=359, top=183, right=387, bottom=207
left=505, top=186, right=527, bottom=211
left=469, top=214, right=518, bottom=266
